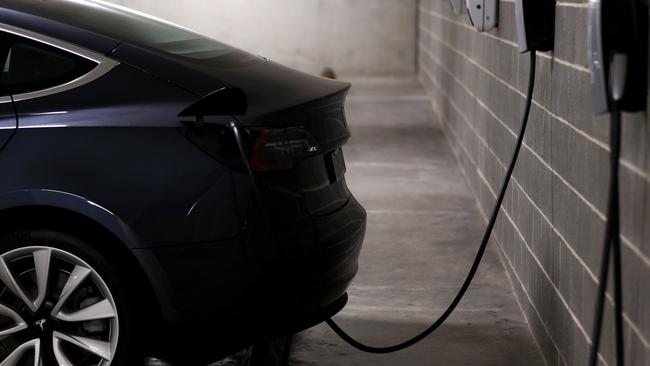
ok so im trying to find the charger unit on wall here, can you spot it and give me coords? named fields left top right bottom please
left=515, top=0, right=556, bottom=53
left=466, top=0, right=498, bottom=32
left=589, top=0, right=648, bottom=113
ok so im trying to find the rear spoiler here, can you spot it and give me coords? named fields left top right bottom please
left=178, top=87, right=247, bottom=117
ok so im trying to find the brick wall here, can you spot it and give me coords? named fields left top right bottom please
left=417, top=1, right=650, bottom=365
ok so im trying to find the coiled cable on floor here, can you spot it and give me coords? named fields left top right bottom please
left=322, top=50, right=538, bottom=354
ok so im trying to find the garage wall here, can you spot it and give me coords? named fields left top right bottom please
left=103, top=0, right=417, bottom=77
left=418, top=1, right=650, bottom=366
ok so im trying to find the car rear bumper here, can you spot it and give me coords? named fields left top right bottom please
left=256, top=195, right=367, bottom=331
left=132, top=195, right=366, bottom=363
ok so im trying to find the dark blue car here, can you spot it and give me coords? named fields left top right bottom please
left=0, top=1, right=366, bottom=365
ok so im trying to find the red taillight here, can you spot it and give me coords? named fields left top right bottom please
left=250, top=127, right=321, bottom=172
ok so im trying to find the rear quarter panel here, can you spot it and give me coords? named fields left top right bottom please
left=0, top=64, right=250, bottom=247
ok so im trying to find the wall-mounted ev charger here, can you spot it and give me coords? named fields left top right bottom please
left=466, top=0, right=498, bottom=32
left=587, top=1, right=647, bottom=366
left=589, top=0, right=648, bottom=113
left=515, top=0, right=556, bottom=53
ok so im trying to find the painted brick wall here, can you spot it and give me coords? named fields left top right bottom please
left=417, top=1, right=650, bottom=365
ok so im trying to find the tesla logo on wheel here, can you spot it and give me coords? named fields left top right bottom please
left=35, top=319, right=46, bottom=331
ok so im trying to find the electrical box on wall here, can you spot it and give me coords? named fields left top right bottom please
left=466, top=0, right=498, bottom=32
left=589, top=0, right=648, bottom=113
left=515, top=0, right=556, bottom=53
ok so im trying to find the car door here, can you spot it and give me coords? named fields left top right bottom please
left=0, top=32, right=17, bottom=152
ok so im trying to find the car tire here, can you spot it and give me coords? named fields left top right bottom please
left=244, top=336, right=292, bottom=366
left=0, top=230, right=141, bottom=366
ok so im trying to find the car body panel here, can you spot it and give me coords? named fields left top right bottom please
left=133, top=196, right=365, bottom=364
left=0, top=64, right=248, bottom=247
left=0, top=188, right=144, bottom=248
left=0, top=2, right=367, bottom=364
left=0, top=102, right=17, bottom=151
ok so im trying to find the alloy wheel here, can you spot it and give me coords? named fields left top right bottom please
left=0, top=246, right=119, bottom=366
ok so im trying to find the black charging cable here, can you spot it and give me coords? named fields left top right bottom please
left=230, top=51, right=537, bottom=354
left=322, top=50, right=538, bottom=353
left=230, top=121, right=265, bottom=209
left=588, top=58, right=626, bottom=366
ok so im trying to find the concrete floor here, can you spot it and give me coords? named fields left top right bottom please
left=288, top=79, right=546, bottom=366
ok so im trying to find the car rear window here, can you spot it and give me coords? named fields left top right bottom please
left=7, top=0, right=255, bottom=63
left=0, top=32, right=96, bottom=95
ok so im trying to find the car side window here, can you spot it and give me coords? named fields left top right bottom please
left=0, top=32, right=96, bottom=96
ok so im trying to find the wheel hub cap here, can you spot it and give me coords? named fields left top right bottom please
left=0, top=246, right=119, bottom=366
